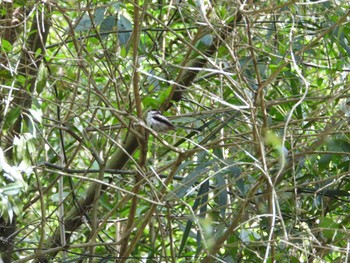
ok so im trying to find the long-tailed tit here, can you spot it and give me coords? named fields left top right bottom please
left=146, top=109, right=176, bottom=133
left=146, top=109, right=199, bottom=133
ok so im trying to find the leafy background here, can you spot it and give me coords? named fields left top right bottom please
left=0, top=0, right=350, bottom=262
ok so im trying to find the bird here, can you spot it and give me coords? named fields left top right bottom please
left=146, top=109, right=176, bottom=133
left=146, top=109, right=201, bottom=133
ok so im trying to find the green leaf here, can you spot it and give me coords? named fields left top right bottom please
left=3, top=107, right=21, bottom=130
left=215, top=173, right=227, bottom=218
left=179, top=186, right=202, bottom=256
left=117, top=15, right=132, bottom=47
left=35, top=66, right=47, bottom=94
left=0, top=183, right=23, bottom=196
left=196, top=34, right=213, bottom=49
left=178, top=217, right=194, bottom=256
left=50, top=192, right=69, bottom=202
left=35, top=48, right=42, bottom=58
left=120, top=46, right=127, bottom=58
left=17, top=75, right=26, bottom=86
left=172, top=159, right=214, bottom=198
left=75, top=14, right=93, bottom=32
left=0, top=69, right=12, bottom=79
left=100, top=16, right=117, bottom=38
left=1, top=39, right=12, bottom=52
left=318, top=154, right=332, bottom=172
left=28, top=109, right=42, bottom=123
left=13, top=0, right=28, bottom=7
left=318, top=217, right=338, bottom=240
left=94, top=7, right=106, bottom=26
left=158, top=86, right=172, bottom=102
left=112, top=2, right=125, bottom=11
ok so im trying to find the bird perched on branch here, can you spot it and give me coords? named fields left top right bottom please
left=146, top=109, right=200, bottom=133
left=146, top=109, right=176, bottom=133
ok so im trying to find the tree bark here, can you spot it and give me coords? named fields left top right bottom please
left=0, top=4, right=51, bottom=262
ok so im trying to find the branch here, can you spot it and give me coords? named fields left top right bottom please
left=38, top=8, right=243, bottom=263
left=1, top=4, right=51, bottom=263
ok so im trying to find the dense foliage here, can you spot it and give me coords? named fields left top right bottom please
left=0, top=0, right=350, bottom=262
